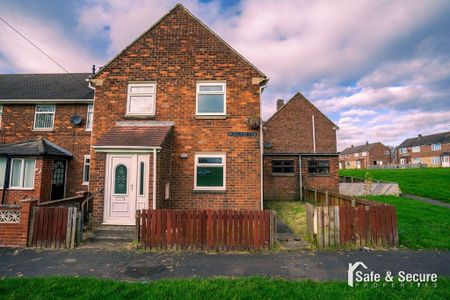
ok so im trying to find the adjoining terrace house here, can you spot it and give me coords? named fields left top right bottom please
left=263, top=93, right=339, bottom=200
left=397, top=131, right=450, bottom=167
left=339, top=142, right=392, bottom=169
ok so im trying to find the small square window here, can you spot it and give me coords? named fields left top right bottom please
left=195, top=154, right=226, bottom=190
left=34, top=105, right=55, bottom=130
left=308, top=160, right=330, bottom=175
left=412, top=146, right=420, bottom=153
left=431, top=143, right=441, bottom=151
left=196, top=82, right=226, bottom=115
left=272, top=160, right=294, bottom=173
left=126, top=83, right=156, bottom=115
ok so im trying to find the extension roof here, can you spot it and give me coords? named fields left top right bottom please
left=0, top=138, right=73, bottom=157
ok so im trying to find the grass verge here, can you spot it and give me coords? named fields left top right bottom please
left=0, top=277, right=448, bottom=300
left=339, top=168, right=450, bottom=203
left=366, top=196, right=450, bottom=250
left=265, top=201, right=307, bottom=238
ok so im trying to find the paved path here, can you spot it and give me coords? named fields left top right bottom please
left=401, top=193, right=450, bottom=208
left=1, top=248, right=449, bottom=281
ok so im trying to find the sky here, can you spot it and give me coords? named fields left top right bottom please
left=0, top=0, right=449, bottom=150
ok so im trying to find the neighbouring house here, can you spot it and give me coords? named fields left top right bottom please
left=339, top=142, right=391, bottom=169
left=263, top=93, right=339, bottom=201
left=0, top=73, right=93, bottom=205
left=397, top=131, right=450, bottom=167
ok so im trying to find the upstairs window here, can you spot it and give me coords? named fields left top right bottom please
left=431, top=143, right=441, bottom=151
left=272, top=160, right=294, bottom=174
left=354, top=153, right=359, bottom=157
left=412, top=146, right=421, bottom=153
left=399, top=148, right=407, bottom=154
left=86, top=104, right=94, bottom=131
left=195, top=154, right=226, bottom=190
left=308, top=160, right=330, bottom=175
left=362, top=151, right=368, bottom=157
left=34, top=105, right=55, bottom=130
left=126, top=83, right=156, bottom=116
left=196, top=82, right=226, bottom=115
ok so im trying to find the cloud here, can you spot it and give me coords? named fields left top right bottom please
left=0, top=5, right=100, bottom=73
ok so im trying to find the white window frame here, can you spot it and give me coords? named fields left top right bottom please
left=431, top=143, right=441, bottom=151
left=0, top=105, right=3, bottom=129
left=126, top=83, right=156, bottom=116
left=194, top=153, right=226, bottom=191
left=354, top=153, right=359, bottom=157
left=34, top=105, right=55, bottom=130
left=399, top=148, right=407, bottom=154
left=86, top=104, right=94, bottom=131
left=400, top=158, right=406, bottom=165
left=412, top=146, right=421, bottom=153
left=432, top=156, right=441, bottom=165
left=412, top=157, right=422, bottom=164
left=9, top=158, right=35, bottom=190
left=82, top=155, right=90, bottom=185
left=196, top=82, right=226, bottom=116
left=362, top=151, right=368, bottom=157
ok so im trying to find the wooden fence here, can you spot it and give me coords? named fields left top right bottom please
left=304, top=187, right=398, bottom=248
left=137, top=209, right=277, bottom=251
left=28, top=207, right=81, bottom=248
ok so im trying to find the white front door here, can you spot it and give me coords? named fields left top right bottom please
left=443, top=156, right=450, bottom=167
left=104, top=154, right=149, bottom=225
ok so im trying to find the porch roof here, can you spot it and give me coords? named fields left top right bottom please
left=0, top=138, right=73, bottom=157
left=95, top=123, right=173, bottom=149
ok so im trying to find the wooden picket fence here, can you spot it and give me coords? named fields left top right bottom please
left=137, top=209, right=277, bottom=251
left=304, top=187, right=398, bottom=248
left=28, top=207, right=81, bottom=248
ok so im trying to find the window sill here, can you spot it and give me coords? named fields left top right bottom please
left=33, top=129, right=54, bottom=132
left=307, top=173, right=331, bottom=177
left=193, top=189, right=226, bottom=194
left=271, top=173, right=295, bottom=177
left=82, top=182, right=89, bottom=186
left=195, top=115, right=227, bottom=120
left=0, top=187, right=35, bottom=191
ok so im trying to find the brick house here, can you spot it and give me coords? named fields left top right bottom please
left=397, top=132, right=450, bottom=167
left=0, top=73, right=93, bottom=205
left=263, top=93, right=339, bottom=201
left=339, top=142, right=392, bottom=169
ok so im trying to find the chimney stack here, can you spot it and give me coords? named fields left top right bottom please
left=366, top=141, right=369, bottom=145
left=351, top=144, right=354, bottom=148
left=418, top=134, right=422, bottom=138
left=276, top=99, right=284, bottom=111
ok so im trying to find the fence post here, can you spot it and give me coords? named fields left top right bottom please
left=314, top=188, right=318, bottom=205
left=27, top=206, right=36, bottom=247
left=351, top=177, right=354, bottom=183
left=325, top=191, right=329, bottom=206
left=351, top=198, right=356, bottom=207
left=135, top=210, right=141, bottom=243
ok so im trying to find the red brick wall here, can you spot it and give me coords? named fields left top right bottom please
left=0, top=200, right=34, bottom=247
left=263, top=155, right=339, bottom=201
left=263, top=93, right=337, bottom=154
left=157, top=130, right=173, bottom=208
left=89, top=6, right=263, bottom=224
left=398, top=142, right=450, bottom=165
left=0, top=104, right=91, bottom=200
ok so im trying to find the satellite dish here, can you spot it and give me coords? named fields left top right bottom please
left=70, top=115, right=82, bottom=125
left=264, top=142, right=273, bottom=149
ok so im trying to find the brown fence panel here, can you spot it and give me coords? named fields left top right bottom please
left=138, top=209, right=276, bottom=251
left=28, top=207, right=79, bottom=249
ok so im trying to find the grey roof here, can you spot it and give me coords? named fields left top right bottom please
left=0, top=138, right=72, bottom=157
left=340, top=142, right=383, bottom=155
left=0, top=73, right=94, bottom=100
left=398, top=131, right=450, bottom=148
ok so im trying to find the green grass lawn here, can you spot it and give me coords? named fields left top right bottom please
left=0, top=277, right=448, bottom=300
left=339, top=168, right=450, bottom=203
left=265, top=201, right=307, bottom=239
left=365, top=196, right=450, bottom=250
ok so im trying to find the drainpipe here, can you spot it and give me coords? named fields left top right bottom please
left=1, top=155, right=10, bottom=205
left=312, top=115, right=316, bottom=153
left=259, top=81, right=268, bottom=210
left=298, top=154, right=303, bottom=201
left=152, top=148, right=157, bottom=210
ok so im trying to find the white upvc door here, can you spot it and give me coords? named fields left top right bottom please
left=442, top=156, right=450, bottom=167
left=104, top=154, right=149, bottom=225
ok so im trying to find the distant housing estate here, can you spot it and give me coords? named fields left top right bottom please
left=397, top=131, right=450, bottom=168
left=339, top=142, right=391, bottom=169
